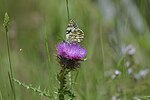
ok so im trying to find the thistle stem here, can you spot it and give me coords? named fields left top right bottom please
left=58, top=67, right=68, bottom=100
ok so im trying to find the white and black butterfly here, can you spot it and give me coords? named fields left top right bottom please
left=65, top=20, right=84, bottom=43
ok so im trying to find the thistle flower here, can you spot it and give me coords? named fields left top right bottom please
left=56, top=41, right=87, bottom=69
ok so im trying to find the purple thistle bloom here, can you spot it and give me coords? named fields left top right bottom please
left=57, top=42, right=86, bottom=60
left=56, top=42, right=87, bottom=69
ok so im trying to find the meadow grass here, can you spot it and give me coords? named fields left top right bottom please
left=0, top=0, right=150, bottom=100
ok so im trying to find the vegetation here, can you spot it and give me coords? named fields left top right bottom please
left=0, top=0, right=150, bottom=100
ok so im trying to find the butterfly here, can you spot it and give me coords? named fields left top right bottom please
left=65, top=20, right=84, bottom=43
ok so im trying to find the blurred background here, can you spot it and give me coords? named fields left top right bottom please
left=0, top=0, right=150, bottom=100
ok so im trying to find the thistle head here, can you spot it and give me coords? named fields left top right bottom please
left=56, top=41, right=87, bottom=70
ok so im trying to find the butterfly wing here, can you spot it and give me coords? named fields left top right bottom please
left=70, top=29, right=84, bottom=43
left=66, top=20, right=84, bottom=43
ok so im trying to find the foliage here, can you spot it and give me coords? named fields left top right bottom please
left=0, top=0, right=150, bottom=100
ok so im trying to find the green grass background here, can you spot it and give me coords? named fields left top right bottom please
left=0, top=0, right=150, bottom=100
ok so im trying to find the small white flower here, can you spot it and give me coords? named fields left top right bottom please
left=121, top=44, right=136, bottom=56
left=139, top=69, right=149, bottom=77
left=127, top=68, right=133, bottom=75
left=114, top=70, right=121, bottom=75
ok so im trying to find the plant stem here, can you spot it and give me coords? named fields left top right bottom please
left=58, top=67, right=68, bottom=100
left=66, top=0, right=70, bottom=21
left=13, top=78, right=52, bottom=98
left=3, top=13, right=16, bottom=100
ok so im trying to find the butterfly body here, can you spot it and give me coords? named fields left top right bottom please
left=66, top=20, right=84, bottom=43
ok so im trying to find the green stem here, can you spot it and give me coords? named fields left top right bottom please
left=13, top=78, right=52, bottom=98
left=58, top=67, right=75, bottom=100
left=3, top=13, right=16, bottom=100
left=66, top=0, right=70, bottom=21
left=58, top=68, right=68, bottom=100
left=100, top=23, right=105, bottom=99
